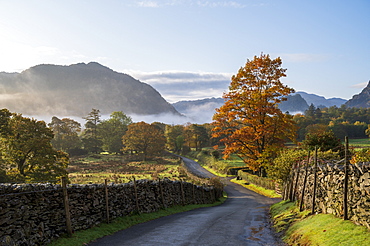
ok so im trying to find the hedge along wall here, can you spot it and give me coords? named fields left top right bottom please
left=291, top=162, right=370, bottom=228
left=0, top=179, right=223, bottom=246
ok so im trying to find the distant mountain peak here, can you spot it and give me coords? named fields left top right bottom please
left=295, top=91, right=346, bottom=108
left=81, top=61, right=112, bottom=70
left=345, top=80, right=370, bottom=108
left=0, top=62, right=180, bottom=117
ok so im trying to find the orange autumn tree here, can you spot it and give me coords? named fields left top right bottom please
left=212, top=54, right=297, bottom=172
left=122, top=121, right=166, bottom=161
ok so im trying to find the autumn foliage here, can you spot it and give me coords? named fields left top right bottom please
left=212, top=54, right=297, bottom=171
left=123, top=121, right=166, bottom=161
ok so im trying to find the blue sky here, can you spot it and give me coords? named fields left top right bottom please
left=0, top=0, right=369, bottom=102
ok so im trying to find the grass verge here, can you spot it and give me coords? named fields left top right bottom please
left=271, top=200, right=370, bottom=245
left=48, top=193, right=227, bottom=246
left=201, top=165, right=230, bottom=177
left=231, top=178, right=281, bottom=198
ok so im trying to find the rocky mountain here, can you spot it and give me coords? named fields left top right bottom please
left=295, top=91, right=347, bottom=108
left=172, top=97, right=225, bottom=113
left=345, top=81, right=370, bottom=108
left=0, top=62, right=180, bottom=117
left=279, top=94, right=309, bottom=113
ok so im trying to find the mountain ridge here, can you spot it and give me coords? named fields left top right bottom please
left=0, top=62, right=180, bottom=117
left=345, top=81, right=370, bottom=108
left=173, top=92, right=347, bottom=116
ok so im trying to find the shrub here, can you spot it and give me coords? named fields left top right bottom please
left=68, top=148, right=89, bottom=157
left=238, top=170, right=276, bottom=190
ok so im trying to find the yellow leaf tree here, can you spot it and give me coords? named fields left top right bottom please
left=212, top=54, right=297, bottom=172
left=122, top=121, right=166, bottom=161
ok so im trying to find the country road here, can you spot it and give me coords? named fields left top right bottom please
left=88, top=156, right=284, bottom=246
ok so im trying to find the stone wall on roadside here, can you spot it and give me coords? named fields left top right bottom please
left=0, top=179, right=223, bottom=246
left=292, top=162, right=370, bottom=228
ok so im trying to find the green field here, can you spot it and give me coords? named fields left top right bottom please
left=348, top=138, right=370, bottom=147
left=222, top=154, right=246, bottom=167
left=67, top=153, right=184, bottom=184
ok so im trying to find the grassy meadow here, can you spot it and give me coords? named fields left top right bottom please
left=348, top=138, right=370, bottom=148
left=271, top=201, right=370, bottom=245
left=67, top=153, right=184, bottom=184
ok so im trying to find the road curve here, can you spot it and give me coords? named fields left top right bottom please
left=179, top=156, right=217, bottom=179
left=89, top=158, right=284, bottom=246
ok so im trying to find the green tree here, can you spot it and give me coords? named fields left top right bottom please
left=212, top=54, right=297, bottom=171
left=185, top=124, right=209, bottom=151
left=267, top=148, right=307, bottom=183
left=302, top=130, right=344, bottom=155
left=0, top=108, right=12, bottom=182
left=165, top=124, right=184, bottom=152
left=0, top=113, right=68, bottom=182
left=305, top=104, right=316, bottom=119
left=0, top=108, right=11, bottom=136
left=98, top=111, right=132, bottom=153
left=49, top=116, right=82, bottom=152
left=123, top=122, right=166, bottom=161
left=365, top=125, right=370, bottom=138
left=82, top=108, right=102, bottom=153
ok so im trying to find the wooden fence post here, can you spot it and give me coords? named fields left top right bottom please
left=292, top=161, right=301, bottom=201
left=104, top=179, right=110, bottom=223
left=283, top=182, right=288, bottom=200
left=299, top=151, right=310, bottom=212
left=343, top=136, right=349, bottom=220
left=61, top=177, right=73, bottom=237
left=192, top=182, right=196, bottom=204
left=133, top=177, right=140, bottom=214
left=311, top=146, right=318, bottom=215
left=202, top=184, right=205, bottom=204
left=288, top=168, right=295, bottom=201
left=158, top=178, right=166, bottom=208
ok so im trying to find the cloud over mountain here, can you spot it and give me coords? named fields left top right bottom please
left=129, top=70, right=232, bottom=102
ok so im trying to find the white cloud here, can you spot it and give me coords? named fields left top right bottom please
left=196, top=1, right=246, bottom=8
left=124, top=70, right=231, bottom=103
left=129, top=113, right=190, bottom=124
left=136, top=1, right=159, bottom=7
left=351, top=81, right=368, bottom=89
left=133, top=0, right=247, bottom=8
left=128, top=70, right=232, bottom=84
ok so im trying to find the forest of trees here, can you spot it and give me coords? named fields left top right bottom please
left=0, top=108, right=218, bottom=182
left=1, top=100, right=370, bottom=183
left=295, top=104, right=370, bottom=140
left=2, top=55, right=370, bottom=183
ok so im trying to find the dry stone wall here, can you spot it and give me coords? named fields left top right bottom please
left=292, top=162, right=370, bottom=228
left=0, top=179, right=222, bottom=246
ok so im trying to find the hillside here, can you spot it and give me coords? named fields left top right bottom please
left=0, top=62, right=180, bottom=117
left=345, top=81, right=370, bottom=108
left=173, top=93, right=346, bottom=122
left=295, top=91, right=347, bottom=108
left=279, top=94, right=309, bottom=113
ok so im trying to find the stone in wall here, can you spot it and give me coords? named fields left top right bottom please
left=291, top=162, right=370, bottom=229
left=0, top=179, right=222, bottom=246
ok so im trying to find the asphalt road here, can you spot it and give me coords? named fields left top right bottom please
left=88, top=157, right=284, bottom=246
left=178, top=156, right=217, bottom=179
